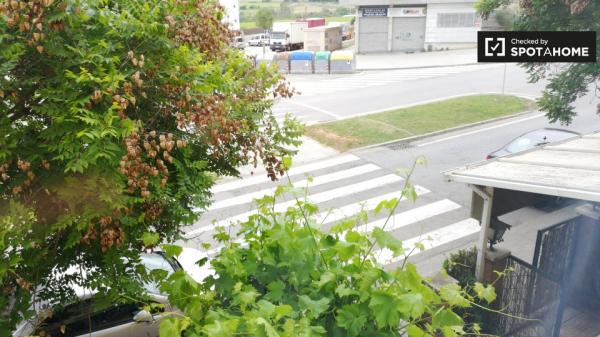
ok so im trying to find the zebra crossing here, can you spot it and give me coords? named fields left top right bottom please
left=289, top=64, right=502, bottom=97
left=182, top=153, right=480, bottom=269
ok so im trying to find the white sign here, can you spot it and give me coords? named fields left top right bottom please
left=388, top=7, right=426, bottom=17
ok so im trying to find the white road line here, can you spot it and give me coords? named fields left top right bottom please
left=315, top=187, right=430, bottom=224
left=208, top=164, right=381, bottom=211
left=186, top=174, right=403, bottom=237
left=356, top=199, right=461, bottom=234
left=211, top=154, right=360, bottom=194
left=376, top=218, right=480, bottom=265
left=286, top=101, right=343, bottom=119
left=417, top=113, right=545, bottom=147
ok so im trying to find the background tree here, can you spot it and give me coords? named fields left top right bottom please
left=0, top=0, right=301, bottom=333
left=477, top=0, right=599, bottom=124
left=256, top=8, right=274, bottom=30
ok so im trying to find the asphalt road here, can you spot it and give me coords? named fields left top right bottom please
left=183, top=63, right=600, bottom=276
left=280, top=63, right=600, bottom=206
left=274, top=63, right=547, bottom=123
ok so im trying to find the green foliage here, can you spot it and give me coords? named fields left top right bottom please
left=255, top=8, right=274, bottom=30
left=476, top=0, right=600, bottom=124
left=443, top=246, right=478, bottom=287
left=160, top=168, right=494, bottom=337
left=0, top=0, right=301, bottom=333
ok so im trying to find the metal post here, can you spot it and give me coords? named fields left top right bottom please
left=501, top=63, right=507, bottom=95
left=355, top=7, right=360, bottom=54
left=471, top=185, right=494, bottom=282
left=387, top=6, right=393, bottom=52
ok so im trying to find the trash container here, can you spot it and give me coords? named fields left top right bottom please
left=276, top=52, right=290, bottom=74
left=290, top=51, right=314, bottom=74
left=330, top=51, right=355, bottom=73
left=314, top=51, right=331, bottom=74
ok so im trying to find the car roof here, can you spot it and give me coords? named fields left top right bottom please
left=518, top=128, right=580, bottom=140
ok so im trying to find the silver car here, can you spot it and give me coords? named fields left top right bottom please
left=13, top=249, right=210, bottom=337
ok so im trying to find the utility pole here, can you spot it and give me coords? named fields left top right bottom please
left=502, top=63, right=507, bottom=95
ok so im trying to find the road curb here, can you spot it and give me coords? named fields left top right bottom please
left=355, top=62, right=481, bottom=72
left=351, top=109, right=541, bottom=152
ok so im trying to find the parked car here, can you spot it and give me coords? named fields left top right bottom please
left=247, top=34, right=269, bottom=46
left=486, top=128, right=580, bottom=160
left=233, top=36, right=245, bottom=50
left=13, top=248, right=210, bottom=337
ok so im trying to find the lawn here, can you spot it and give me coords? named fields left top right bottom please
left=325, top=16, right=353, bottom=23
left=306, top=95, right=536, bottom=151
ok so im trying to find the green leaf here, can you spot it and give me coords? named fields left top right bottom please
left=265, top=281, right=285, bottom=301
left=257, top=300, right=276, bottom=317
left=372, top=228, right=403, bottom=256
left=298, top=295, right=330, bottom=319
left=202, top=319, right=240, bottom=337
left=432, top=309, right=463, bottom=330
left=256, top=317, right=280, bottom=337
left=368, top=291, right=401, bottom=328
left=141, top=232, right=160, bottom=247
left=335, top=283, right=357, bottom=298
left=161, top=244, right=183, bottom=258
left=398, top=293, right=427, bottom=319
left=407, top=324, right=431, bottom=337
left=474, top=282, right=497, bottom=304
left=439, top=284, right=470, bottom=308
left=336, top=304, right=367, bottom=337
left=317, top=271, right=336, bottom=289
left=274, top=304, right=293, bottom=319
left=159, top=317, right=191, bottom=337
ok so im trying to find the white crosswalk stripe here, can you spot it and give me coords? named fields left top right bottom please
left=376, top=218, right=480, bottom=265
left=291, top=64, right=501, bottom=97
left=185, top=154, right=480, bottom=269
left=208, top=163, right=381, bottom=211
left=211, top=154, right=360, bottom=194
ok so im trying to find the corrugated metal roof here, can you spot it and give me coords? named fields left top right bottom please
left=445, top=132, right=600, bottom=202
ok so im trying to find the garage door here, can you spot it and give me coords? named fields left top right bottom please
left=391, top=17, right=426, bottom=52
left=358, top=17, right=388, bottom=53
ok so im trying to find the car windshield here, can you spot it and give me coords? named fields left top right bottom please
left=505, top=136, right=537, bottom=153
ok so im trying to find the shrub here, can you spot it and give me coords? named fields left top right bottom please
left=160, top=161, right=496, bottom=337
left=443, top=247, right=478, bottom=287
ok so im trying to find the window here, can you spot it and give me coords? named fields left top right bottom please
left=36, top=300, right=140, bottom=337
left=437, top=13, right=476, bottom=28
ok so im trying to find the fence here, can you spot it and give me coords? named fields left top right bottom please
left=486, top=256, right=562, bottom=337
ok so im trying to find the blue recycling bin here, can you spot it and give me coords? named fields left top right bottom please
left=290, top=51, right=314, bottom=74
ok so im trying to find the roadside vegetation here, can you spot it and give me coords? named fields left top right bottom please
left=239, top=0, right=353, bottom=30
left=307, top=94, right=535, bottom=151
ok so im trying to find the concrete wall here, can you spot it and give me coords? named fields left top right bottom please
left=424, top=2, right=480, bottom=50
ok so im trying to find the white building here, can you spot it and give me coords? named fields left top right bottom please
left=219, top=0, right=240, bottom=31
left=340, top=0, right=483, bottom=53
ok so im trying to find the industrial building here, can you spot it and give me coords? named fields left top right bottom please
left=339, top=0, right=483, bottom=53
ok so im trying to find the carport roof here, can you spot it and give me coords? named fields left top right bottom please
left=444, top=131, right=600, bottom=202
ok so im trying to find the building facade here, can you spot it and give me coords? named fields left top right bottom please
left=219, top=0, right=241, bottom=31
left=340, top=0, right=482, bottom=53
